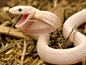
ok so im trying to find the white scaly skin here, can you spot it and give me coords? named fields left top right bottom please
left=9, top=6, right=86, bottom=64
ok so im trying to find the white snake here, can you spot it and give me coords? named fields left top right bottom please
left=9, top=6, right=86, bottom=64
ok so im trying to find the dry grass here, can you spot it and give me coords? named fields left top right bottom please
left=0, top=0, right=86, bottom=65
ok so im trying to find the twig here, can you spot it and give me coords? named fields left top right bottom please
left=0, top=25, right=26, bottom=38
left=49, top=0, right=58, bottom=12
left=31, top=57, right=39, bottom=65
left=36, top=59, right=45, bottom=65
left=38, top=0, right=48, bottom=9
left=0, top=43, right=13, bottom=54
left=0, top=9, right=12, bottom=22
left=82, top=57, right=86, bottom=65
left=11, top=15, right=21, bottom=27
left=62, top=26, right=76, bottom=49
left=1, top=21, right=11, bottom=26
left=66, top=26, right=76, bottom=41
left=21, top=39, right=27, bottom=65
left=8, top=15, right=21, bottom=36
left=1, top=42, right=5, bottom=48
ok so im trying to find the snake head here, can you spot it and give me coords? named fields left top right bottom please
left=9, top=6, right=36, bottom=27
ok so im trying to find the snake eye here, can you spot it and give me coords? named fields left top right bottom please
left=18, top=8, right=22, bottom=12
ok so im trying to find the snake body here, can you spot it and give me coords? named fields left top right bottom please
left=9, top=6, right=86, bottom=64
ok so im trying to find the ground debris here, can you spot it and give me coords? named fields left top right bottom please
left=0, top=0, right=86, bottom=65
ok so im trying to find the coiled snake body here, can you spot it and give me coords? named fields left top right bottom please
left=9, top=6, right=86, bottom=64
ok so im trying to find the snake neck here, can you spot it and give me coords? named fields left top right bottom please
left=23, top=33, right=50, bottom=41
left=24, top=34, right=40, bottom=40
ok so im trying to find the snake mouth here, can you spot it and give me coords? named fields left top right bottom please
left=15, top=14, right=29, bottom=27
